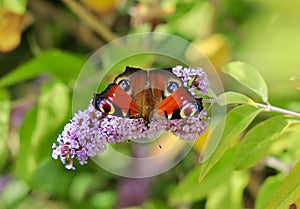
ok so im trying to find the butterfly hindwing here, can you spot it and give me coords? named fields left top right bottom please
left=93, top=84, right=138, bottom=117
left=157, top=87, right=203, bottom=119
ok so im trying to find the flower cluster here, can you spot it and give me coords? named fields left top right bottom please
left=52, top=66, right=210, bottom=169
left=167, top=110, right=208, bottom=140
left=172, top=65, right=209, bottom=97
left=52, top=104, right=106, bottom=169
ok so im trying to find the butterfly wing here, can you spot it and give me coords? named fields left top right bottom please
left=93, top=84, right=138, bottom=117
left=157, top=87, right=203, bottom=119
left=93, top=66, right=203, bottom=121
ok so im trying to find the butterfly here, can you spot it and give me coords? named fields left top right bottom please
left=93, top=66, right=203, bottom=122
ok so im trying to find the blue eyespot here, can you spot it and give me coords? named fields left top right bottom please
left=180, top=101, right=199, bottom=118
left=96, top=97, right=113, bottom=114
left=167, top=81, right=179, bottom=93
left=118, top=79, right=131, bottom=91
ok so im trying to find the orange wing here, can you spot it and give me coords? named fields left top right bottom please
left=157, top=87, right=203, bottom=119
left=93, top=84, right=138, bottom=117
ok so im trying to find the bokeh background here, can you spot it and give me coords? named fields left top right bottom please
left=1, top=0, right=300, bottom=208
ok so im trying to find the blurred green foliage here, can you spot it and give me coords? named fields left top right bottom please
left=1, top=0, right=300, bottom=209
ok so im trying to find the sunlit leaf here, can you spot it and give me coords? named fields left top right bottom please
left=186, top=33, right=232, bottom=70
left=234, top=116, right=298, bottom=170
left=0, top=50, right=85, bottom=88
left=222, top=61, right=269, bottom=103
left=169, top=148, right=236, bottom=205
left=296, top=198, right=300, bottom=209
left=205, top=171, right=249, bottom=209
left=268, top=123, right=300, bottom=168
left=193, top=128, right=211, bottom=154
left=289, top=75, right=300, bottom=91
left=32, top=82, right=70, bottom=155
left=199, top=105, right=262, bottom=182
left=0, top=89, right=10, bottom=170
left=172, top=1, right=214, bottom=40
left=216, top=91, right=257, bottom=106
left=266, top=159, right=300, bottom=209
left=255, top=173, right=285, bottom=209
left=2, top=0, right=27, bottom=14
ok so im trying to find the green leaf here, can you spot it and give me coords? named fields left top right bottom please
left=199, top=105, right=262, bottom=182
left=69, top=172, right=94, bottom=203
left=101, top=47, right=155, bottom=72
left=2, top=0, right=27, bottom=14
left=143, top=201, right=174, bottom=209
left=216, top=91, right=257, bottom=106
left=33, top=159, right=75, bottom=199
left=14, top=106, right=37, bottom=182
left=266, top=159, right=300, bottom=209
left=205, top=170, right=249, bottom=209
left=172, top=1, right=214, bottom=39
left=268, top=123, right=300, bottom=165
left=32, top=82, right=70, bottom=156
left=0, top=179, right=30, bottom=209
left=0, top=50, right=85, bottom=88
left=222, top=61, right=269, bottom=103
left=169, top=148, right=236, bottom=205
left=255, top=173, right=285, bottom=209
left=15, top=82, right=70, bottom=182
left=234, top=116, right=297, bottom=170
left=89, top=191, right=116, bottom=209
left=0, top=89, right=10, bottom=170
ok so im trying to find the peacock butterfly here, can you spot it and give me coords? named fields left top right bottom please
left=93, top=66, right=203, bottom=122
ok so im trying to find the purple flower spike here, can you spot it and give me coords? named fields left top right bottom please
left=52, top=65, right=210, bottom=169
left=52, top=102, right=107, bottom=169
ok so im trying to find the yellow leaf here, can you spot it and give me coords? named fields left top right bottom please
left=289, top=75, right=300, bottom=91
left=80, top=0, right=121, bottom=14
left=266, top=158, right=300, bottom=209
left=0, top=9, right=25, bottom=52
left=193, top=128, right=211, bottom=154
left=186, top=34, right=232, bottom=70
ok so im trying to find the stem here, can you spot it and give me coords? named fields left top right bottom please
left=256, top=103, right=300, bottom=118
left=29, top=0, right=103, bottom=50
left=203, top=98, right=300, bottom=118
left=61, top=0, right=117, bottom=42
left=264, top=156, right=290, bottom=173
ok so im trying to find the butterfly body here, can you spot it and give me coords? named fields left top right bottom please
left=93, top=66, right=203, bottom=122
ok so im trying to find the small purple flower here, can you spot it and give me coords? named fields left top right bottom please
left=172, top=65, right=209, bottom=97
left=52, top=103, right=107, bottom=169
left=52, top=66, right=210, bottom=169
left=166, top=110, right=209, bottom=140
